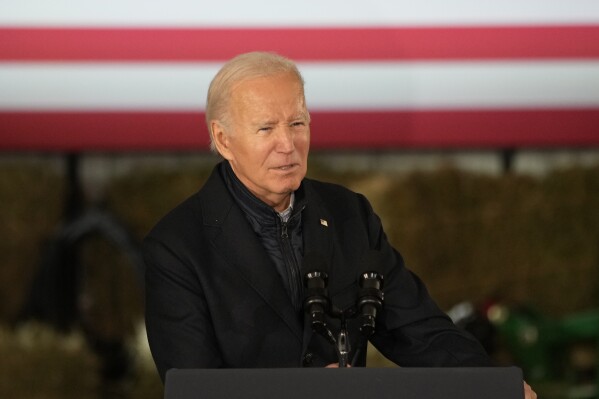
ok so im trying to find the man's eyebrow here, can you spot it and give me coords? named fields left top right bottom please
left=249, top=120, right=276, bottom=129
left=251, top=118, right=276, bottom=125
left=291, top=112, right=309, bottom=120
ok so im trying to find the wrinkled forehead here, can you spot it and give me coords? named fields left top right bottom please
left=231, top=71, right=305, bottom=97
left=229, top=73, right=308, bottom=114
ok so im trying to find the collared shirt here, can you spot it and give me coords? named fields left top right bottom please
left=278, top=192, right=295, bottom=223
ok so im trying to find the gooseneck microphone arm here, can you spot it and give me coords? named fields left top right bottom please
left=351, top=251, right=385, bottom=366
left=303, top=270, right=335, bottom=345
left=302, top=253, right=339, bottom=353
left=357, top=271, right=384, bottom=338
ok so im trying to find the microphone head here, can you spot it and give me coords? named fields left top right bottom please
left=357, top=251, right=386, bottom=337
left=357, top=250, right=386, bottom=284
left=301, top=252, right=331, bottom=322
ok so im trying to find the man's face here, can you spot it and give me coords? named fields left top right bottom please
left=213, top=72, right=310, bottom=211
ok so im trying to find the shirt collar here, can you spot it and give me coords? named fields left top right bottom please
left=278, top=192, right=295, bottom=223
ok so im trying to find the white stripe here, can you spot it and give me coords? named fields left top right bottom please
left=304, top=62, right=599, bottom=110
left=1, top=62, right=599, bottom=111
left=2, top=0, right=599, bottom=27
left=0, top=63, right=219, bottom=110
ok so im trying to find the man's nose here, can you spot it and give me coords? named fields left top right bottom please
left=275, top=127, right=295, bottom=153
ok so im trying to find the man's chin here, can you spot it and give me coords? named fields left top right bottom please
left=284, top=178, right=303, bottom=192
left=274, top=173, right=304, bottom=189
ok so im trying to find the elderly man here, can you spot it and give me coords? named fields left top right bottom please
left=143, top=52, right=535, bottom=398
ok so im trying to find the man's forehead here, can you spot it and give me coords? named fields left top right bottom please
left=229, top=75, right=306, bottom=112
left=231, top=73, right=302, bottom=95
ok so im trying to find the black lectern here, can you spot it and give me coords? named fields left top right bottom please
left=164, top=367, right=524, bottom=399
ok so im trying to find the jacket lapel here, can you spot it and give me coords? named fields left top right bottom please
left=301, top=181, right=354, bottom=298
left=199, top=167, right=303, bottom=341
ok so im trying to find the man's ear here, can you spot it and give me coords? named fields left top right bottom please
left=211, top=121, right=233, bottom=161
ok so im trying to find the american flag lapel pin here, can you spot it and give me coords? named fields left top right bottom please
left=320, top=219, right=328, bottom=227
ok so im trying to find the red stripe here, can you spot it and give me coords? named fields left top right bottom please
left=1, top=109, right=598, bottom=151
left=1, top=26, right=599, bottom=61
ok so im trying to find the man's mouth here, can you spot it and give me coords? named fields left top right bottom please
left=273, top=163, right=297, bottom=171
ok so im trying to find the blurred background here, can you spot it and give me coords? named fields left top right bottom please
left=1, top=1, right=599, bottom=398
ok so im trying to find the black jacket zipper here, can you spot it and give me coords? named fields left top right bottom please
left=279, top=212, right=303, bottom=311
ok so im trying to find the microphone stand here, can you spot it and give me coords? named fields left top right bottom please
left=305, top=289, right=383, bottom=368
left=333, top=308, right=354, bottom=368
left=337, top=318, right=350, bottom=368
left=303, top=254, right=384, bottom=368
left=308, top=306, right=352, bottom=367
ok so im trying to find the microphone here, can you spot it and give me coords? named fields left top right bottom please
left=356, top=251, right=385, bottom=337
left=301, top=252, right=330, bottom=334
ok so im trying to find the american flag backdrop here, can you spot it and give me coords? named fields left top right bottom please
left=1, top=0, right=599, bottom=151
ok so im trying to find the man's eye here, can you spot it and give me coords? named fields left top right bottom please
left=291, top=122, right=305, bottom=127
left=258, top=127, right=272, bottom=132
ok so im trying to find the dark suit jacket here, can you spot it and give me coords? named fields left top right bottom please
left=144, top=163, right=491, bottom=381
